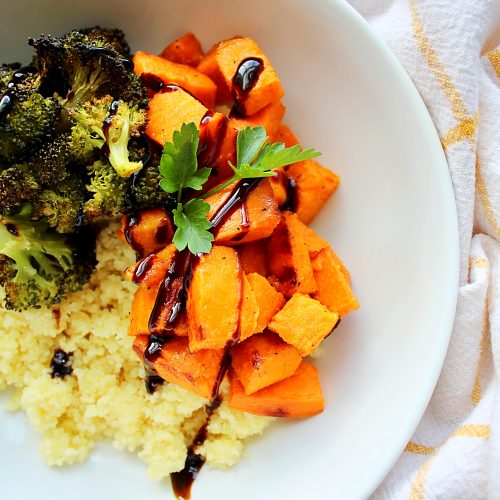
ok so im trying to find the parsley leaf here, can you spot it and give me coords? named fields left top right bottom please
left=236, top=126, right=268, bottom=166
left=172, top=199, right=213, bottom=254
left=158, top=122, right=211, bottom=198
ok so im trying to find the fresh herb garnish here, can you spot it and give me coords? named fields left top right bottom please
left=158, top=123, right=321, bottom=255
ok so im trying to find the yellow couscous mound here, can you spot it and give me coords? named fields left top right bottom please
left=0, top=223, right=272, bottom=479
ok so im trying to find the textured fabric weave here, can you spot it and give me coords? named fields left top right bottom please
left=346, top=1, right=500, bottom=498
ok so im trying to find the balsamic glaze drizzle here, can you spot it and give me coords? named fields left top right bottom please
left=50, top=349, right=73, bottom=379
left=231, top=58, right=264, bottom=116
left=0, top=70, right=30, bottom=120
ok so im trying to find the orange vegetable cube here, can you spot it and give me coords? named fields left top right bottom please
left=268, top=212, right=317, bottom=297
left=206, top=179, right=281, bottom=246
left=238, top=240, right=268, bottom=276
left=268, top=293, right=338, bottom=356
left=285, top=159, right=340, bottom=224
left=228, top=362, right=324, bottom=417
left=133, top=51, right=216, bottom=108
left=231, top=332, right=301, bottom=394
left=240, top=274, right=259, bottom=341
left=187, top=246, right=242, bottom=351
left=215, top=37, right=284, bottom=116
left=125, top=244, right=177, bottom=289
left=311, top=248, right=359, bottom=316
left=145, top=88, right=208, bottom=146
left=160, top=32, right=204, bottom=67
left=120, top=209, right=174, bottom=258
left=197, top=43, right=232, bottom=104
left=246, top=273, right=285, bottom=335
left=133, top=335, right=224, bottom=399
left=230, top=101, right=286, bottom=137
left=272, top=124, right=299, bottom=147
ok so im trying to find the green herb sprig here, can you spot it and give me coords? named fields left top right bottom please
left=158, top=123, right=320, bottom=255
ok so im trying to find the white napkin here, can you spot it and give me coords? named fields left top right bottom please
left=346, top=0, right=500, bottom=498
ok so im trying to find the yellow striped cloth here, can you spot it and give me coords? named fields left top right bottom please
left=347, top=0, right=500, bottom=498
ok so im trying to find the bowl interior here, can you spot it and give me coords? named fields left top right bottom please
left=0, top=0, right=458, bottom=499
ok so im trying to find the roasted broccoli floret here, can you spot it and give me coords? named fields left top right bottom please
left=32, top=172, right=86, bottom=233
left=79, top=26, right=131, bottom=58
left=0, top=72, right=61, bottom=164
left=127, top=161, right=176, bottom=211
left=0, top=204, right=96, bottom=310
left=29, top=29, right=147, bottom=108
left=0, top=165, right=41, bottom=213
left=70, top=97, right=146, bottom=178
left=82, top=159, right=128, bottom=222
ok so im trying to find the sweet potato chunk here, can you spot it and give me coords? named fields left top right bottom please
left=240, top=274, right=259, bottom=341
left=268, top=293, right=338, bottom=356
left=145, top=88, right=208, bottom=146
left=120, top=209, right=174, bottom=258
left=188, top=246, right=242, bottom=351
left=128, top=274, right=188, bottom=337
left=197, top=43, right=232, bottom=104
left=197, top=112, right=237, bottom=188
left=133, top=335, right=224, bottom=399
left=272, top=124, right=299, bottom=147
left=125, top=244, right=177, bottom=288
left=206, top=179, right=281, bottom=245
left=237, top=240, right=268, bottom=277
left=285, top=160, right=340, bottom=224
left=268, top=212, right=317, bottom=297
left=311, top=248, right=359, bottom=316
left=231, top=332, right=301, bottom=394
left=215, top=37, right=284, bottom=116
left=231, top=101, right=286, bottom=137
left=134, top=51, right=216, bottom=108
left=160, top=33, right=204, bottom=67
left=246, top=273, right=285, bottom=335
left=229, top=362, right=324, bottom=417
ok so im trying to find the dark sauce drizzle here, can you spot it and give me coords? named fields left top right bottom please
left=123, top=212, right=144, bottom=260
left=282, top=175, right=297, bottom=213
left=5, top=223, right=18, bottom=236
left=140, top=73, right=180, bottom=98
left=50, top=349, right=73, bottom=379
left=231, top=57, right=264, bottom=116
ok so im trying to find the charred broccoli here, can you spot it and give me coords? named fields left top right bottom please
left=70, top=97, right=146, bottom=177
left=0, top=166, right=40, bottom=213
left=0, top=71, right=61, bottom=164
left=79, top=26, right=131, bottom=58
left=83, top=159, right=128, bottom=222
left=0, top=204, right=95, bottom=310
left=29, top=29, right=147, bottom=108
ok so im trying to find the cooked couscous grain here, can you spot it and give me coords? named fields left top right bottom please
left=0, top=223, right=273, bottom=479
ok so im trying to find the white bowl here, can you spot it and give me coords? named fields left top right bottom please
left=0, top=0, right=458, bottom=499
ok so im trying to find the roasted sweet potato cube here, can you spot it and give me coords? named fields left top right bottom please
left=272, top=124, right=299, bottom=147
left=268, top=212, right=317, bottom=297
left=238, top=240, right=268, bottom=276
left=133, top=335, right=224, bottom=399
left=128, top=276, right=188, bottom=337
left=197, top=43, right=232, bottom=104
left=188, top=246, right=242, bottom=351
left=246, top=273, right=285, bottom=335
left=285, top=160, right=340, bottom=224
left=228, top=362, right=324, bottom=417
left=230, top=101, right=286, bottom=137
left=134, top=51, right=216, bottom=108
left=215, top=37, right=284, bottom=116
left=120, top=209, right=174, bottom=258
left=145, top=88, right=208, bottom=146
left=128, top=286, right=158, bottom=336
left=160, top=32, right=204, bottom=67
left=268, top=293, right=338, bottom=356
left=125, top=244, right=177, bottom=288
left=231, top=332, right=301, bottom=394
left=206, top=179, right=281, bottom=245
left=197, top=112, right=237, bottom=189
left=311, top=248, right=358, bottom=316
left=269, top=171, right=288, bottom=208
left=240, top=274, right=259, bottom=341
